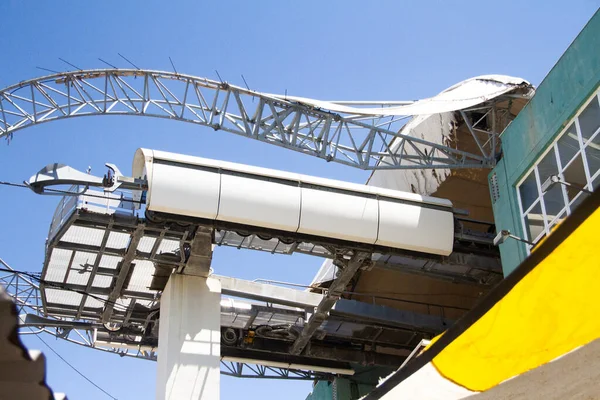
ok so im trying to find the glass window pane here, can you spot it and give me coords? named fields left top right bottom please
left=557, top=123, right=580, bottom=168
left=537, top=150, right=558, bottom=187
left=579, top=96, right=600, bottom=141
left=519, top=172, right=538, bottom=211
left=585, top=140, right=600, bottom=179
left=563, top=154, right=588, bottom=202
left=593, top=172, right=600, bottom=191
left=524, top=202, right=545, bottom=241
left=542, top=184, right=565, bottom=221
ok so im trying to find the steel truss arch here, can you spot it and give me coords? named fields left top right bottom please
left=0, top=69, right=494, bottom=170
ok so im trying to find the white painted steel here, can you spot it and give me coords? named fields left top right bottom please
left=298, top=188, right=379, bottom=244
left=151, top=162, right=221, bottom=219
left=134, top=149, right=455, bottom=256
left=377, top=200, right=454, bottom=256
left=134, top=149, right=452, bottom=208
left=218, top=174, right=301, bottom=232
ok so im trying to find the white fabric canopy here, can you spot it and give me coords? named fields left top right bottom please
left=271, top=75, right=530, bottom=117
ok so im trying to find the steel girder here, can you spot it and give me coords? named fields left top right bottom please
left=0, top=69, right=494, bottom=170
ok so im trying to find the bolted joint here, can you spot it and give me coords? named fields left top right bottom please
left=324, top=289, right=341, bottom=301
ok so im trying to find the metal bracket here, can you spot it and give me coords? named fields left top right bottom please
left=25, top=162, right=147, bottom=196
left=290, top=252, right=372, bottom=355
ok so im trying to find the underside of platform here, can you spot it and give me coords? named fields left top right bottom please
left=34, top=181, right=502, bottom=377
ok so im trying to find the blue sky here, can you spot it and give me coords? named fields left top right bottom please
left=0, top=1, right=597, bottom=399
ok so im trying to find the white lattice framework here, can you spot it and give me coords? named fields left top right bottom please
left=0, top=69, right=494, bottom=170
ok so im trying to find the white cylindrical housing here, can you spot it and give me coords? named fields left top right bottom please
left=132, top=149, right=454, bottom=256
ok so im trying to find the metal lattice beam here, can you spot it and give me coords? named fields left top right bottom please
left=0, top=69, right=494, bottom=170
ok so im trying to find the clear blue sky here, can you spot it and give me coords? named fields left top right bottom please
left=0, top=1, right=597, bottom=399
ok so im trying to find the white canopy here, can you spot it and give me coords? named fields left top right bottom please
left=271, top=75, right=530, bottom=116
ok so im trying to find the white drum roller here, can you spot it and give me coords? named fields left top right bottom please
left=132, top=148, right=454, bottom=256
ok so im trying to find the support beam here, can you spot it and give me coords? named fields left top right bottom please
left=331, top=299, right=452, bottom=334
left=216, top=275, right=450, bottom=332
left=54, top=241, right=184, bottom=269
left=101, top=225, right=145, bottom=323
left=459, top=110, right=489, bottom=159
left=156, top=274, right=221, bottom=400
left=76, top=221, right=112, bottom=319
left=215, top=275, right=323, bottom=309
left=182, top=226, right=213, bottom=277
left=290, top=252, right=371, bottom=355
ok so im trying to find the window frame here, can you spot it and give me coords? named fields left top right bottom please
left=516, top=89, right=600, bottom=252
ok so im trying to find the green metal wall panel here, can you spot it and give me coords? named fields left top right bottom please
left=489, top=160, right=528, bottom=275
left=305, top=377, right=377, bottom=400
left=305, top=381, right=332, bottom=400
left=490, top=9, right=600, bottom=275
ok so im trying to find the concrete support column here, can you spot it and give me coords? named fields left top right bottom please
left=156, top=274, right=221, bottom=400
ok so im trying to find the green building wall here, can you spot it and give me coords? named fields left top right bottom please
left=305, top=378, right=375, bottom=400
left=490, top=9, right=600, bottom=275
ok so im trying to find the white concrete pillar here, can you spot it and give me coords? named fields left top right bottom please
left=156, top=274, right=221, bottom=400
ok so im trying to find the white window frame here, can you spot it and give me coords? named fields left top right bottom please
left=516, top=88, right=600, bottom=252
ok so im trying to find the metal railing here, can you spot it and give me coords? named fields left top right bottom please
left=47, top=185, right=137, bottom=242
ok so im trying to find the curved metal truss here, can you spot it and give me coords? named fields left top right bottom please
left=0, top=258, right=332, bottom=381
left=0, top=69, right=493, bottom=170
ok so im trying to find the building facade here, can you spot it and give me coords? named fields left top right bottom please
left=490, top=9, right=600, bottom=276
left=306, top=10, right=600, bottom=399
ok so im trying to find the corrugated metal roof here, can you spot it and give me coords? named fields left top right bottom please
left=136, top=236, right=156, bottom=253
left=127, top=260, right=155, bottom=292
left=45, top=288, right=82, bottom=307
left=99, top=255, right=121, bottom=269
left=61, top=226, right=104, bottom=246
left=105, top=231, right=130, bottom=249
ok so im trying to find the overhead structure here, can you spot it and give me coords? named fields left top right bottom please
left=133, top=148, right=455, bottom=256
left=0, top=69, right=531, bottom=170
left=0, top=67, right=532, bottom=399
left=1, top=150, right=503, bottom=389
